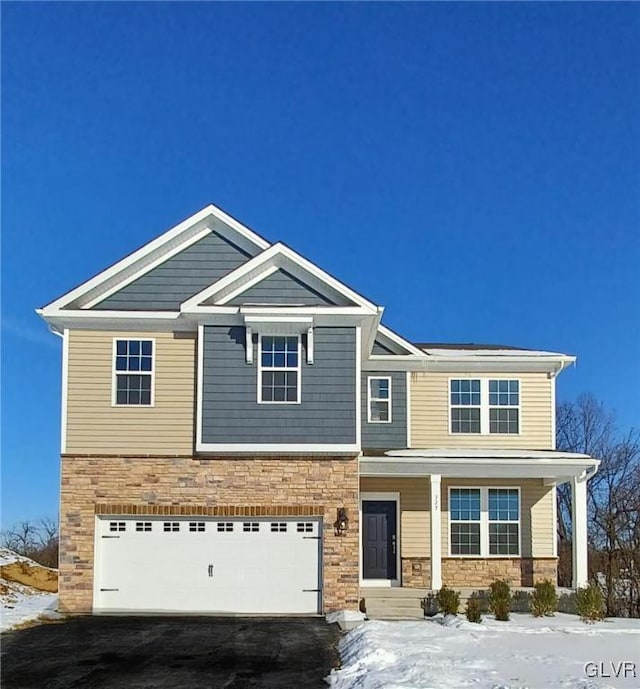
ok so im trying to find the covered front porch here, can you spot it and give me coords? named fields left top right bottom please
left=358, top=449, right=599, bottom=596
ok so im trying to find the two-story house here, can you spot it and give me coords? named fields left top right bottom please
left=38, top=205, right=598, bottom=616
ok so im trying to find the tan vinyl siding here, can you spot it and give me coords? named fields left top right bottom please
left=441, top=478, right=555, bottom=558
left=66, top=330, right=196, bottom=454
left=410, top=371, right=553, bottom=449
left=360, top=477, right=555, bottom=559
left=360, top=478, right=431, bottom=557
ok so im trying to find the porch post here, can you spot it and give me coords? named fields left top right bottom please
left=572, top=474, right=588, bottom=588
left=430, top=474, right=442, bottom=590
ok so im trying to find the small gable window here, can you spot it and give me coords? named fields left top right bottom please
left=368, top=376, right=392, bottom=423
left=258, top=335, right=300, bottom=404
left=113, top=339, right=153, bottom=406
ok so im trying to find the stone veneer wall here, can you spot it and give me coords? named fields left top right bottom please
left=400, top=557, right=557, bottom=588
left=442, top=558, right=557, bottom=588
left=60, top=455, right=359, bottom=613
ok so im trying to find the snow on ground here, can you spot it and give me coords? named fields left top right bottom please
left=327, top=613, right=640, bottom=689
left=0, top=579, right=59, bottom=633
left=1, top=548, right=61, bottom=633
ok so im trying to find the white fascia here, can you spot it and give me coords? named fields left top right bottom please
left=360, top=455, right=600, bottom=481
left=39, top=204, right=270, bottom=314
left=180, top=242, right=379, bottom=313
left=196, top=443, right=361, bottom=454
left=363, top=354, right=576, bottom=374
left=37, top=309, right=186, bottom=335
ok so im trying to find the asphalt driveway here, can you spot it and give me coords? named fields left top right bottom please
left=1, top=616, right=341, bottom=689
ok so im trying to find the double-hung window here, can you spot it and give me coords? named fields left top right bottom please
left=449, top=487, right=520, bottom=556
left=450, top=380, right=481, bottom=433
left=488, top=488, right=520, bottom=555
left=368, top=376, right=392, bottom=423
left=489, top=380, right=519, bottom=434
left=259, top=335, right=300, bottom=403
left=449, top=488, right=481, bottom=555
left=450, top=379, right=520, bottom=434
left=113, top=339, right=153, bottom=405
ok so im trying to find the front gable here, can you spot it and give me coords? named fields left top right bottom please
left=39, top=205, right=270, bottom=314
left=215, top=268, right=351, bottom=307
left=181, top=242, right=376, bottom=312
left=94, top=230, right=256, bottom=311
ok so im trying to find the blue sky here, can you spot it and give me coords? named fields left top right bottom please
left=2, top=3, right=638, bottom=526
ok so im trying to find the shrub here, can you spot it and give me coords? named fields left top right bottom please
left=465, top=597, right=482, bottom=623
left=576, top=584, right=605, bottom=623
left=436, top=586, right=460, bottom=615
left=531, top=580, right=558, bottom=617
left=488, top=580, right=512, bottom=622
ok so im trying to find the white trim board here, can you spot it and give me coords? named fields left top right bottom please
left=196, top=443, right=360, bottom=453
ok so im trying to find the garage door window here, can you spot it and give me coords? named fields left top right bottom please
left=135, top=522, right=152, bottom=532
left=297, top=522, right=313, bottom=533
left=270, top=522, right=287, bottom=532
left=217, top=522, right=234, bottom=532
left=243, top=522, right=260, bottom=532
left=189, top=522, right=205, bottom=532
left=163, top=522, right=180, bottom=532
left=109, top=521, right=126, bottom=532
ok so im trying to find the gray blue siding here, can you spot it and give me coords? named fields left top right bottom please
left=361, top=371, right=407, bottom=450
left=94, top=231, right=257, bottom=311
left=201, top=326, right=357, bottom=444
left=225, top=269, right=348, bottom=306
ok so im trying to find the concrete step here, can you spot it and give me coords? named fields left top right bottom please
left=364, top=596, right=425, bottom=620
left=365, top=597, right=424, bottom=607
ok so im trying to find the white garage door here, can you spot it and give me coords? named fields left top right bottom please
left=94, top=517, right=322, bottom=614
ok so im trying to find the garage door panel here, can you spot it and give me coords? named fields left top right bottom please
left=94, top=517, right=321, bottom=614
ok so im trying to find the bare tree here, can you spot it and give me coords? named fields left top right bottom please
left=556, top=394, right=640, bottom=617
left=1, top=517, right=59, bottom=568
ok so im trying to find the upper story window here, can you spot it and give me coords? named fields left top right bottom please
left=258, top=335, right=300, bottom=404
left=367, top=376, right=392, bottom=423
left=489, top=380, right=520, bottom=434
left=450, top=379, right=519, bottom=434
left=113, top=339, right=153, bottom=406
left=450, top=379, right=481, bottom=433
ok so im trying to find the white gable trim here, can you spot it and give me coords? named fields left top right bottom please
left=180, top=243, right=379, bottom=313
left=375, top=324, right=425, bottom=357
left=40, top=205, right=270, bottom=313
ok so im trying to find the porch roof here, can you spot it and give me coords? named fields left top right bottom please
left=360, top=448, right=599, bottom=483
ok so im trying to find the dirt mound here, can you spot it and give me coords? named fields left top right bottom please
left=0, top=562, right=58, bottom=593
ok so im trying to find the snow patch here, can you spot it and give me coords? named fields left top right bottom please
left=0, top=549, right=61, bottom=633
left=327, top=614, right=640, bottom=689
left=327, top=610, right=367, bottom=625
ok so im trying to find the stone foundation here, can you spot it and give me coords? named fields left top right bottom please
left=60, top=455, right=359, bottom=614
left=442, top=557, right=558, bottom=588
left=400, top=557, right=557, bottom=588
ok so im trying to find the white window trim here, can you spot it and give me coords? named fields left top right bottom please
left=448, top=377, right=521, bottom=435
left=367, top=375, right=392, bottom=423
left=111, top=337, right=155, bottom=407
left=257, top=334, right=302, bottom=405
left=448, top=486, right=521, bottom=558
